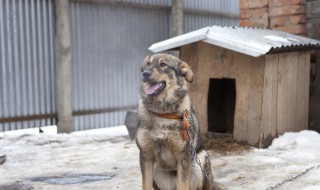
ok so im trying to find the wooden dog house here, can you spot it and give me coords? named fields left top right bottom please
left=149, top=26, right=320, bottom=147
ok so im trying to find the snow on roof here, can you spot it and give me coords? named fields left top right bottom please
left=148, top=25, right=320, bottom=57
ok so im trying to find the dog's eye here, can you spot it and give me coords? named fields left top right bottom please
left=146, top=62, right=150, bottom=66
left=160, top=62, right=166, bottom=67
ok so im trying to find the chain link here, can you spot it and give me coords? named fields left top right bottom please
left=188, top=132, right=320, bottom=190
left=188, top=131, right=224, bottom=190
left=265, top=164, right=320, bottom=190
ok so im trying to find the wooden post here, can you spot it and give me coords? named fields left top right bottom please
left=171, top=0, right=184, bottom=37
left=55, top=0, right=73, bottom=133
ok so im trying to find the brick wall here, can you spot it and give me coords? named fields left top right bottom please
left=240, top=0, right=307, bottom=35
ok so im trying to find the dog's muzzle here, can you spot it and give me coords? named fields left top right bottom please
left=144, top=81, right=166, bottom=96
left=142, top=69, right=166, bottom=96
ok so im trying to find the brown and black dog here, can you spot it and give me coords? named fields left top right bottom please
left=136, top=53, right=226, bottom=190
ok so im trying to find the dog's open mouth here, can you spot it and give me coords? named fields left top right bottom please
left=144, top=81, right=166, bottom=96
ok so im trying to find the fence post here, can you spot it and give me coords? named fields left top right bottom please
left=171, top=0, right=184, bottom=37
left=55, top=0, right=73, bottom=133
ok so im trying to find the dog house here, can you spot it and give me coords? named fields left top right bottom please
left=149, top=26, right=320, bottom=147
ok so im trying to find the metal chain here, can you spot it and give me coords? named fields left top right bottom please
left=186, top=126, right=320, bottom=190
left=265, top=164, right=320, bottom=190
left=188, top=131, right=224, bottom=190
left=187, top=132, right=320, bottom=190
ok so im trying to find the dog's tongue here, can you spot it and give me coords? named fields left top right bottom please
left=145, top=83, right=160, bottom=95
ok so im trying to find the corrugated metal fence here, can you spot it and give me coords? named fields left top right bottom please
left=71, top=1, right=170, bottom=130
left=0, top=0, right=239, bottom=132
left=0, top=0, right=56, bottom=131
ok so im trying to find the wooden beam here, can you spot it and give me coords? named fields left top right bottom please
left=55, top=0, right=73, bottom=133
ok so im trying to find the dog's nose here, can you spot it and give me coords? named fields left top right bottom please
left=143, top=70, right=152, bottom=78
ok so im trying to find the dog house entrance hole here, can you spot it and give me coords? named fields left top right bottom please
left=208, top=78, right=236, bottom=134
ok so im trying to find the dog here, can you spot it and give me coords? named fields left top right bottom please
left=136, top=53, right=226, bottom=190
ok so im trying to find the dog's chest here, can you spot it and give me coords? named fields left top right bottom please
left=137, top=117, right=187, bottom=157
left=138, top=128, right=187, bottom=168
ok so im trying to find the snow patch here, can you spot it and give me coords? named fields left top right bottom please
left=1, top=128, right=320, bottom=190
left=267, top=130, right=320, bottom=162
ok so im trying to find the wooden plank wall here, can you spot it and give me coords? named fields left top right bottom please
left=180, top=42, right=310, bottom=147
left=262, top=52, right=310, bottom=147
left=180, top=42, right=266, bottom=146
left=276, top=52, right=310, bottom=134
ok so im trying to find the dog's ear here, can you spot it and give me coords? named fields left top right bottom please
left=179, top=61, right=193, bottom=83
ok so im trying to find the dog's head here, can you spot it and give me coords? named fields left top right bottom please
left=140, top=53, right=193, bottom=104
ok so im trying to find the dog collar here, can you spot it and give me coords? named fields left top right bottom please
left=152, top=112, right=182, bottom=120
left=151, top=109, right=191, bottom=141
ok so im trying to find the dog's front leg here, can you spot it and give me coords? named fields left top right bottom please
left=139, top=153, right=154, bottom=190
left=177, top=152, right=192, bottom=190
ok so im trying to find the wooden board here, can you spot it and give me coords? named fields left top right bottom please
left=231, top=52, right=251, bottom=143
left=179, top=43, right=198, bottom=107
left=195, top=42, right=211, bottom=135
left=277, top=52, right=298, bottom=135
left=295, top=51, right=310, bottom=131
left=246, top=56, right=265, bottom=147
left=270, top=54, right=279, bottom=139
left=261, top=54, right=279, bottom=147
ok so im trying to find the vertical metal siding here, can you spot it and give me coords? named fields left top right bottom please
left=108, top=0, right=240, bottom=20
left=184, top=14, right=239, bottom=33
left=0, top=0, right=55, bottom=132
left=184, top=0, right=239, bottom=32
left=71, top=2, right=169, bottom=130
left=184, top=0, right=237, bottom=13
left=0, top=0, right=239, bottom=132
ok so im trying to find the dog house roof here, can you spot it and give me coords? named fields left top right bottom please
left=149, top=25, right=320, bottom=57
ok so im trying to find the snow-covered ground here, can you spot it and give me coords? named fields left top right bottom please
left=0, top=126, right=320, bottom=190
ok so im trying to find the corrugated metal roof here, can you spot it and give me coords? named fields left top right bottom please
left=149, top=25, right=320, bottom=57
